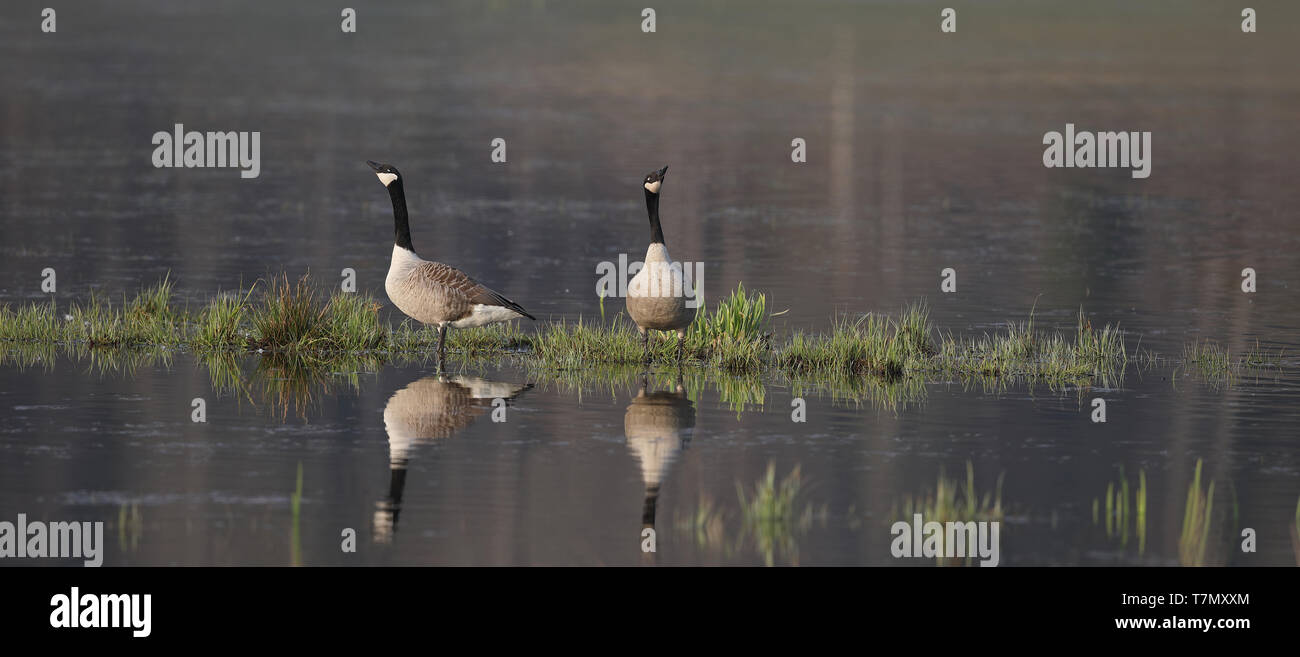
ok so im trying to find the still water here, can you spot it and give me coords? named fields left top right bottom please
left=1, top=1, right=1298, bottom=565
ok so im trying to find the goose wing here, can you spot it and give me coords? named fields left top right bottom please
left=412, top=261, right=536, bottom=320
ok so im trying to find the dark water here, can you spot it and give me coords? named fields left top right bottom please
left=2, top=1, right=1299, bottom=565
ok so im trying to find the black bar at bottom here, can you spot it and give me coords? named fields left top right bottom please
left=0, top=566, right=1289, bottom=645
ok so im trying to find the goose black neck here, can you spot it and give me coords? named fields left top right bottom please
left=645, top=189, right=665, bottom=245
left=387, top=179, right=414, bottom=251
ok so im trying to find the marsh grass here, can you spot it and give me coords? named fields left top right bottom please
left=1, top=273, right=1278, bottom=387
left=694, top=282, right=769, bottom=345
left=1175, top=338, right=1290, bottom=387
left=736, top=463, right=815, bottom=567
left=1182, top=340, right=1233, bottom=380
left=0, top=300, right=59, bottom=343
left=778, top=313, right=908, bottom=378
left=892, top=461, right=1004, bottom=566
left=74, top=280, right=183, bottom=348
left=116, top=502, right=142, bottom=553
left=674, top=465, right=823, bottom=567
left=321, top=291, right=387, bottom=351
left=250, top=273, right=328, bottom=350
left=1243, top=340, right=1287, bottom=369
left=738, top=463, right=804, bottom=528
left=195, top=290, right=253, bottom=350
left=930, top=309, right=1125, bottom=381
left=1179, top=459, right=1217, bottom=567
left=1092, top=466, right=1147, bottom=555
left=895, top=461, right=1005, bottom=524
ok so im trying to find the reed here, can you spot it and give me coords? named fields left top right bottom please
left=1179, top=459, right=1217, bottom=567
left=1093, top=466, right=1147, bottom=555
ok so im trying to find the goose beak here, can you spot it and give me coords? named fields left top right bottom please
left=657, top=166, right=668, bottom=177
left=366, top=160, right=382, bottom=171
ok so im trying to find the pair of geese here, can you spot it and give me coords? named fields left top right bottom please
left=368, top=160, right=691, bottom=362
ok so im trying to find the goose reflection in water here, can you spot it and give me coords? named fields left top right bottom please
left=374, top=374, right=532, bottom=543
left=624, top=374, right=696, bottom=553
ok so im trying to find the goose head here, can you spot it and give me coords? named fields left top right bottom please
left=367, top=160, right=402, bottom=188
left=643, top=166, right=668, bottom=195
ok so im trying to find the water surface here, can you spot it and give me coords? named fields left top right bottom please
left=1, top=1, right=1298, bottom=565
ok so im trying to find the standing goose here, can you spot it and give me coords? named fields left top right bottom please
left=627, top=166, right=695, bottom=362
left=368, top=160, right=535, bottom=361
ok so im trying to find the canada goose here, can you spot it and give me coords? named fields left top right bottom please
left=627, top=166, right=696, bottom=363
left=368, top=160, right=535, bottom=361
left=373, top=374, right=532, bottom=543
left=623, top=374, right=695, bottom=538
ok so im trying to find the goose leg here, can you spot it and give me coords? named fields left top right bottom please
left=641, top=329, right=652, bottom=364
left=437, top=324, right=448, bottom=363
left=676, top=330, right=685, bottom=363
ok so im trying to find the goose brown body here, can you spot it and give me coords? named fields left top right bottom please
left=627, top=243, right=694, bottom=332
left=385, top=245, right=533, bottom=329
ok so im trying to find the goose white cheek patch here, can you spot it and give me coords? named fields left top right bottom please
left=377, top=172, right=398, bottom=186
left=644, top=180, right=661, bottom=194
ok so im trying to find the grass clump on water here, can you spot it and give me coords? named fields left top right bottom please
left=0, top=300, right=59, bottom=343
left=245, top=274, right=386, bottom=352
left=776, top=308, right=926, bottom=378
left=70, top=276, right=182, bottom=348
left=1182, top=340, right=1233, bottom=379
left=0, top=272, right=1254, bottom=386
left=930, top=309, right=1125, bottom=380
left=194, top=290, right=252, bottom=350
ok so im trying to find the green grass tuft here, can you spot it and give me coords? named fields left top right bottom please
left=251, top=274, right=328, bottom=350
left=1179, top=459, right=1217, bottom=567
left=3, top=273, right=1279, bottom=389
